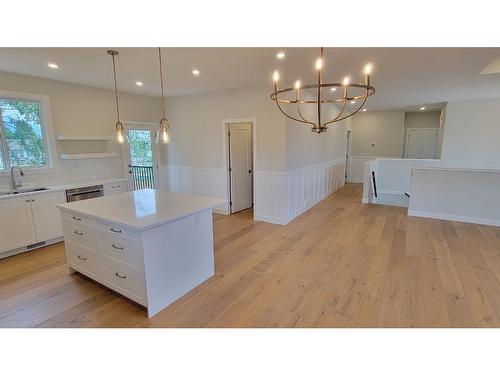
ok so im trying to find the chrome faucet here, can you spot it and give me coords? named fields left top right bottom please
left=11, top=166, right=24, bottom=190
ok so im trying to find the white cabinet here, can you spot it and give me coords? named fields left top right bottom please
left=0, top=196, right=36, bottom=254
left=30, top=190, right=66, bottom=242
left=103, top=181, right=128, bottom=195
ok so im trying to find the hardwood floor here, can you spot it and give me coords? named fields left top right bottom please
left=2, top=183, right=500, bottom=327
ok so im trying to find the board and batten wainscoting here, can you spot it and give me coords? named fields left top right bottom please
left=160, top=158, right=345, bottom=225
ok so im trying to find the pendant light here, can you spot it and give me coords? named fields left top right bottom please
left=107, top=49, right=127, bottom=144
left=156, top=47, right=174, bottom=144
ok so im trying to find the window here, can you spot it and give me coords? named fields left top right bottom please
left=0, top=97, right=50, bottom=171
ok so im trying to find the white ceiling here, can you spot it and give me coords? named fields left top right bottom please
left=0, top=47, right=499, bottom=111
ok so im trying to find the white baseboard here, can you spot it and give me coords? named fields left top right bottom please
left=408, top=209, right=500, bottom=227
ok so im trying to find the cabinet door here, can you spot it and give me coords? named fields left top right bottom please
left=0, top=196, right=36, bottom=254
left=30, top=190, right=66, bottom=242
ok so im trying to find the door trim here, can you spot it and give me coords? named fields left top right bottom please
left=222, top=118, right=257, bottom=215
left=122, top=121, right=160, bottom=189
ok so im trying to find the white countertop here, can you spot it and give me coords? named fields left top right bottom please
left=0, top=177, right=127, bottom=201
left=57, top=189, right=225, bottom=230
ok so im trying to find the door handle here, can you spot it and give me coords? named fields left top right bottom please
left=248, top=169, right=252, bottom=173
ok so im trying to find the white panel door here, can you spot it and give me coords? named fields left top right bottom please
left=229, top=123, right=253, bottom=213
left=0, top=196, right=36, bottom=253
left=406, top=128, right=439, bottom=159
left=30, top=190, right=66, bottom=242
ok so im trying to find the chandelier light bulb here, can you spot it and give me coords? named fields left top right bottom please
left=315, top=58, right=323, bottom=70
left=273, top=70, right=280, bottom=82
left=294, top=80, right=301, bottom=90
left=364, top=63, right=373, bottom=75
left=343, top=76, right=350, bottom=86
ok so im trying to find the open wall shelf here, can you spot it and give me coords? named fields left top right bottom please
left=59, top=152, right=119, bottom=160
left=56, top=134, right=114, bottom=141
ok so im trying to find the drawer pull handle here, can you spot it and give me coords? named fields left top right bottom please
left=112, top=244, right=124, bottom=250
left=77, top=255, right=87, bottom=261
left=72, top=216, right=82, bottom=221
left=73, top=230, right=83, bottom=236
left=110, top=228, right=122, bottom=233
left=115, top=272, right=127, bottom=279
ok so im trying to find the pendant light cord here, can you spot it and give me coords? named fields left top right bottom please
left=111, top=52, right=121, bottom=123
left=158, top=47, right=166, bottom=119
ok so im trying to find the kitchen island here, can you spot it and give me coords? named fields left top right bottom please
left=57, top=189, right=224, bottom=317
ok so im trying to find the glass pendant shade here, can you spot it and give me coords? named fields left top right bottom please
left=156, top=117, right=174, bottom=144
left=114, top=120, right=128, bottom=144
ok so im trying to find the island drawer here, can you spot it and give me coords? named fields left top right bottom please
left=95, top=234, right=143, bottom=270
left=62, top=211, right=95, bottom=226
left=63, top=221, right=97, bottom=249
left=62, top=211, right=140, bottom=242
left=66, top=240, right=100, bottom=280
left=100, top=257, right=146, bottom=305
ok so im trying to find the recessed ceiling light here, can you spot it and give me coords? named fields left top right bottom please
left=192, top=69, right=200, bottom=76
left=135, top=81, right=143, bottom=86
left=276, top=51, right=286, bottom=59
left=330, top=87, right=337, bottom=92
left=48, top=63, right=58, bottom=69
left=362, top=108, right=367, bottom=112
left=420, top=106, right=426, bottom=111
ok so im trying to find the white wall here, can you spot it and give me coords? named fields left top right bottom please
left=348, top=111, right=405, bottom=182
left=409, top=167, right=500, bottom=227
left=441, top=98, right=500, bottom=169
left=350, top=111, right=405, bottom=157
left=161, top=85, right=286, bottom=219
left=0, top=71, right=160, bottom=189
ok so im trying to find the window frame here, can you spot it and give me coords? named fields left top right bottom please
left=0, top=90, right=57, bottom=175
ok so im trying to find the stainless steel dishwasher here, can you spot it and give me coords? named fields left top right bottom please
left=65, top=184, right=104, bottom=202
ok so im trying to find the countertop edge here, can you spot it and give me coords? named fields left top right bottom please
left=57, top=203, right=220, bottom=231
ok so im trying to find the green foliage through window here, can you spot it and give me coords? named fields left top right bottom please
left=128, top=129, right=153, bottom=166
left=0, top=99, right=47, bottom=169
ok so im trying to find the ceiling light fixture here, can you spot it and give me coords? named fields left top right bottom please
left=192, top=69, right=200, bottom=76
left=276, top=51, right=286, bottom=59
left=136, top=81, right=143, bottom=86
left=420, top=106, right=426, bottom=111
left=330, top=87, right=337, bottom=92
left=156, top=47, right=174, bottom=144
left=107, top=50, right=126, bottom=144
left=271, top=48, right=375, bottom=133
left=48, top=63, right=58, bottom=69
left=362, top=108, right=367, bottom=112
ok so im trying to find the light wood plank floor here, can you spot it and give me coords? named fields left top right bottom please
left=1, top=183, right=500, bottom=327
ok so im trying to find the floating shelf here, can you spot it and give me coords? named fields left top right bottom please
left=59, top=152, right=119, bottom=160
left=56, top=134, right=114, bottom=141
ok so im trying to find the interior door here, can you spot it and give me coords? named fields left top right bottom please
left=228, top=122, right=253, bottom=213
left=405, top=128, right=439, bottom=159
left=123, top=124, right=159, bottom=190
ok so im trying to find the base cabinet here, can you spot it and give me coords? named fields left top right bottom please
left=0, top=190, right=66, bottom=256
left=0, top=196, right=36, bottom=254
left=31, top=190, right=66, bottom=242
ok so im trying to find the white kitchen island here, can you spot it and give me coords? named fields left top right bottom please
left=57, top=189, right=224, bottom=317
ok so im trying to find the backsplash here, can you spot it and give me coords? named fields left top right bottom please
left=0, top=157, right=125, bottom=190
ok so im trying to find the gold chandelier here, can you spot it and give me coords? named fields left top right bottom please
left=271, top=47, right=375, bottom=133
